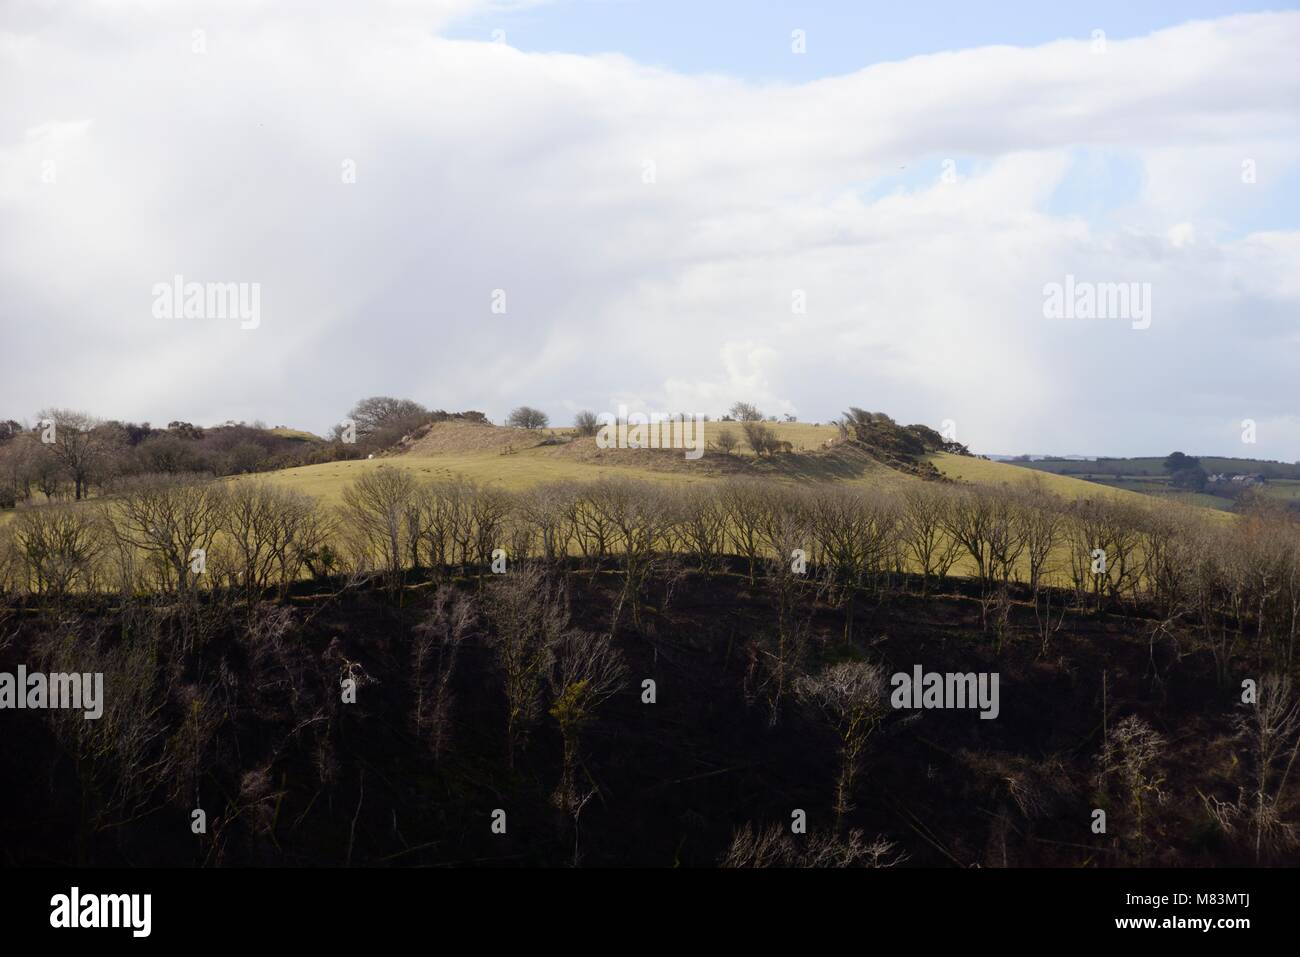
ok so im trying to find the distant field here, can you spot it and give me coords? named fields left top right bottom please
left=1025, top=456, right=1300, bottom=480
left=930, top=454, right=1237, bottom=525
left=1258, top=479, right=1300, bottom=502
left=1054, top=475, right=1236, bottom=512
left=1014, top=459, right=1300, bottom=513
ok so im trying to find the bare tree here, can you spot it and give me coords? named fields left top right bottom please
left=506, top=406, right=549, bottom=430
left=939, top=485, right=996, bottom=592
left=721, top=479, right=767, bottom=585
left=1203, top=673, right=1300, bottom=862
left=468, top=483, right=514, bottom=574
left=484, top=564, right=566, bottom=768
left=102, top=475, right=226, bottom=598
left=0, top=432, right=38, bottom=505
left=572, top=410, right=600, bottom=436
left=1241, top=673, right=1300, bottom=860
left=38, top=408, right=115, bottom=500
left=548, top=628, right=626, bottom=862
left=747, top=487, right=816, bottom=723
left=517, top=482, right=578, bottom=565
left=1066, top=497, right=1142, bottom=613
left=749, top=559, right=816, bottom=727
left=983, top=487, right=1029, bottom=646
left=222, top=482, right=330, bottom=598
left=1018, top=486, right=1063, bottom=597
left=338, top=468, right=416, bottom=583
left=807, top=485, right=899, bottom=641
left=798, top=661, right=889, bottom=828
left=411, top=586, right=476, bottom=762
left=38, top=616, right=176, bottom=838
left=674, top=483, right=728, bottom=575
left=408, top=478, right=475, bottom=571
left=900, top=483, right=962, bottom=595
left=568, top=483, right=616, bottom=564
left=587, top=478, right=674, bottom=631
left=12, top=503, right=104, bottom=598
left=1095, top=714, right=1166, bottom=864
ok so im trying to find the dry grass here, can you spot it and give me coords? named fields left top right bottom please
left=2, top=425, right=1230, bottom=532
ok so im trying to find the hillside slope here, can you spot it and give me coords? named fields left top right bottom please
left=925, top=452, right=1154, bottom=504
left=232, top=421, right=1223, bottom=518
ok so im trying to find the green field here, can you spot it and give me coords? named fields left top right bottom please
left=1013, top=455, right=1300, bottom=513
left=1023, top=455, right=1300, bottom=480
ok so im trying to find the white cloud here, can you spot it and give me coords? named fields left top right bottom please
left=1, top=5, right=1298, bottom=456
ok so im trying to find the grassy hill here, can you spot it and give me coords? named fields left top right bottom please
left=233, top=420, right=885, bottom=504
left=926, top=453, right=1164, bottom=505
left=3, top=419, right=1238, bottom=527
left=1, top=419, right=1236, bottom=595
left=236, top=421, right=1227, bottom=513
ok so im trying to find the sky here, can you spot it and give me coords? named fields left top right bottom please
left=1, top=0, right=1298, bottom=458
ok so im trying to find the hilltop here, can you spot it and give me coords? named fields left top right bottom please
left=222, top=411, right=1184, bottom=516
left=0, top=401, right=1228, bottom=521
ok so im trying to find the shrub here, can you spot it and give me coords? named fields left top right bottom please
left=741, top=421, right=778, bottom=456
left=506, top=406, right=549, bottom=430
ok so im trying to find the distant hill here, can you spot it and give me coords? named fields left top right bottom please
left=1023, top=455, right=1300, bottom=480
left=1011, top=454, right=1300, bottom=513
left=233, top=415, right=1228, bottom=521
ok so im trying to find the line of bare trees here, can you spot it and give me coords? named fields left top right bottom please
left=4, top=469, right=1300, bottom=672
left=2, top=477, right=332, bottom=602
